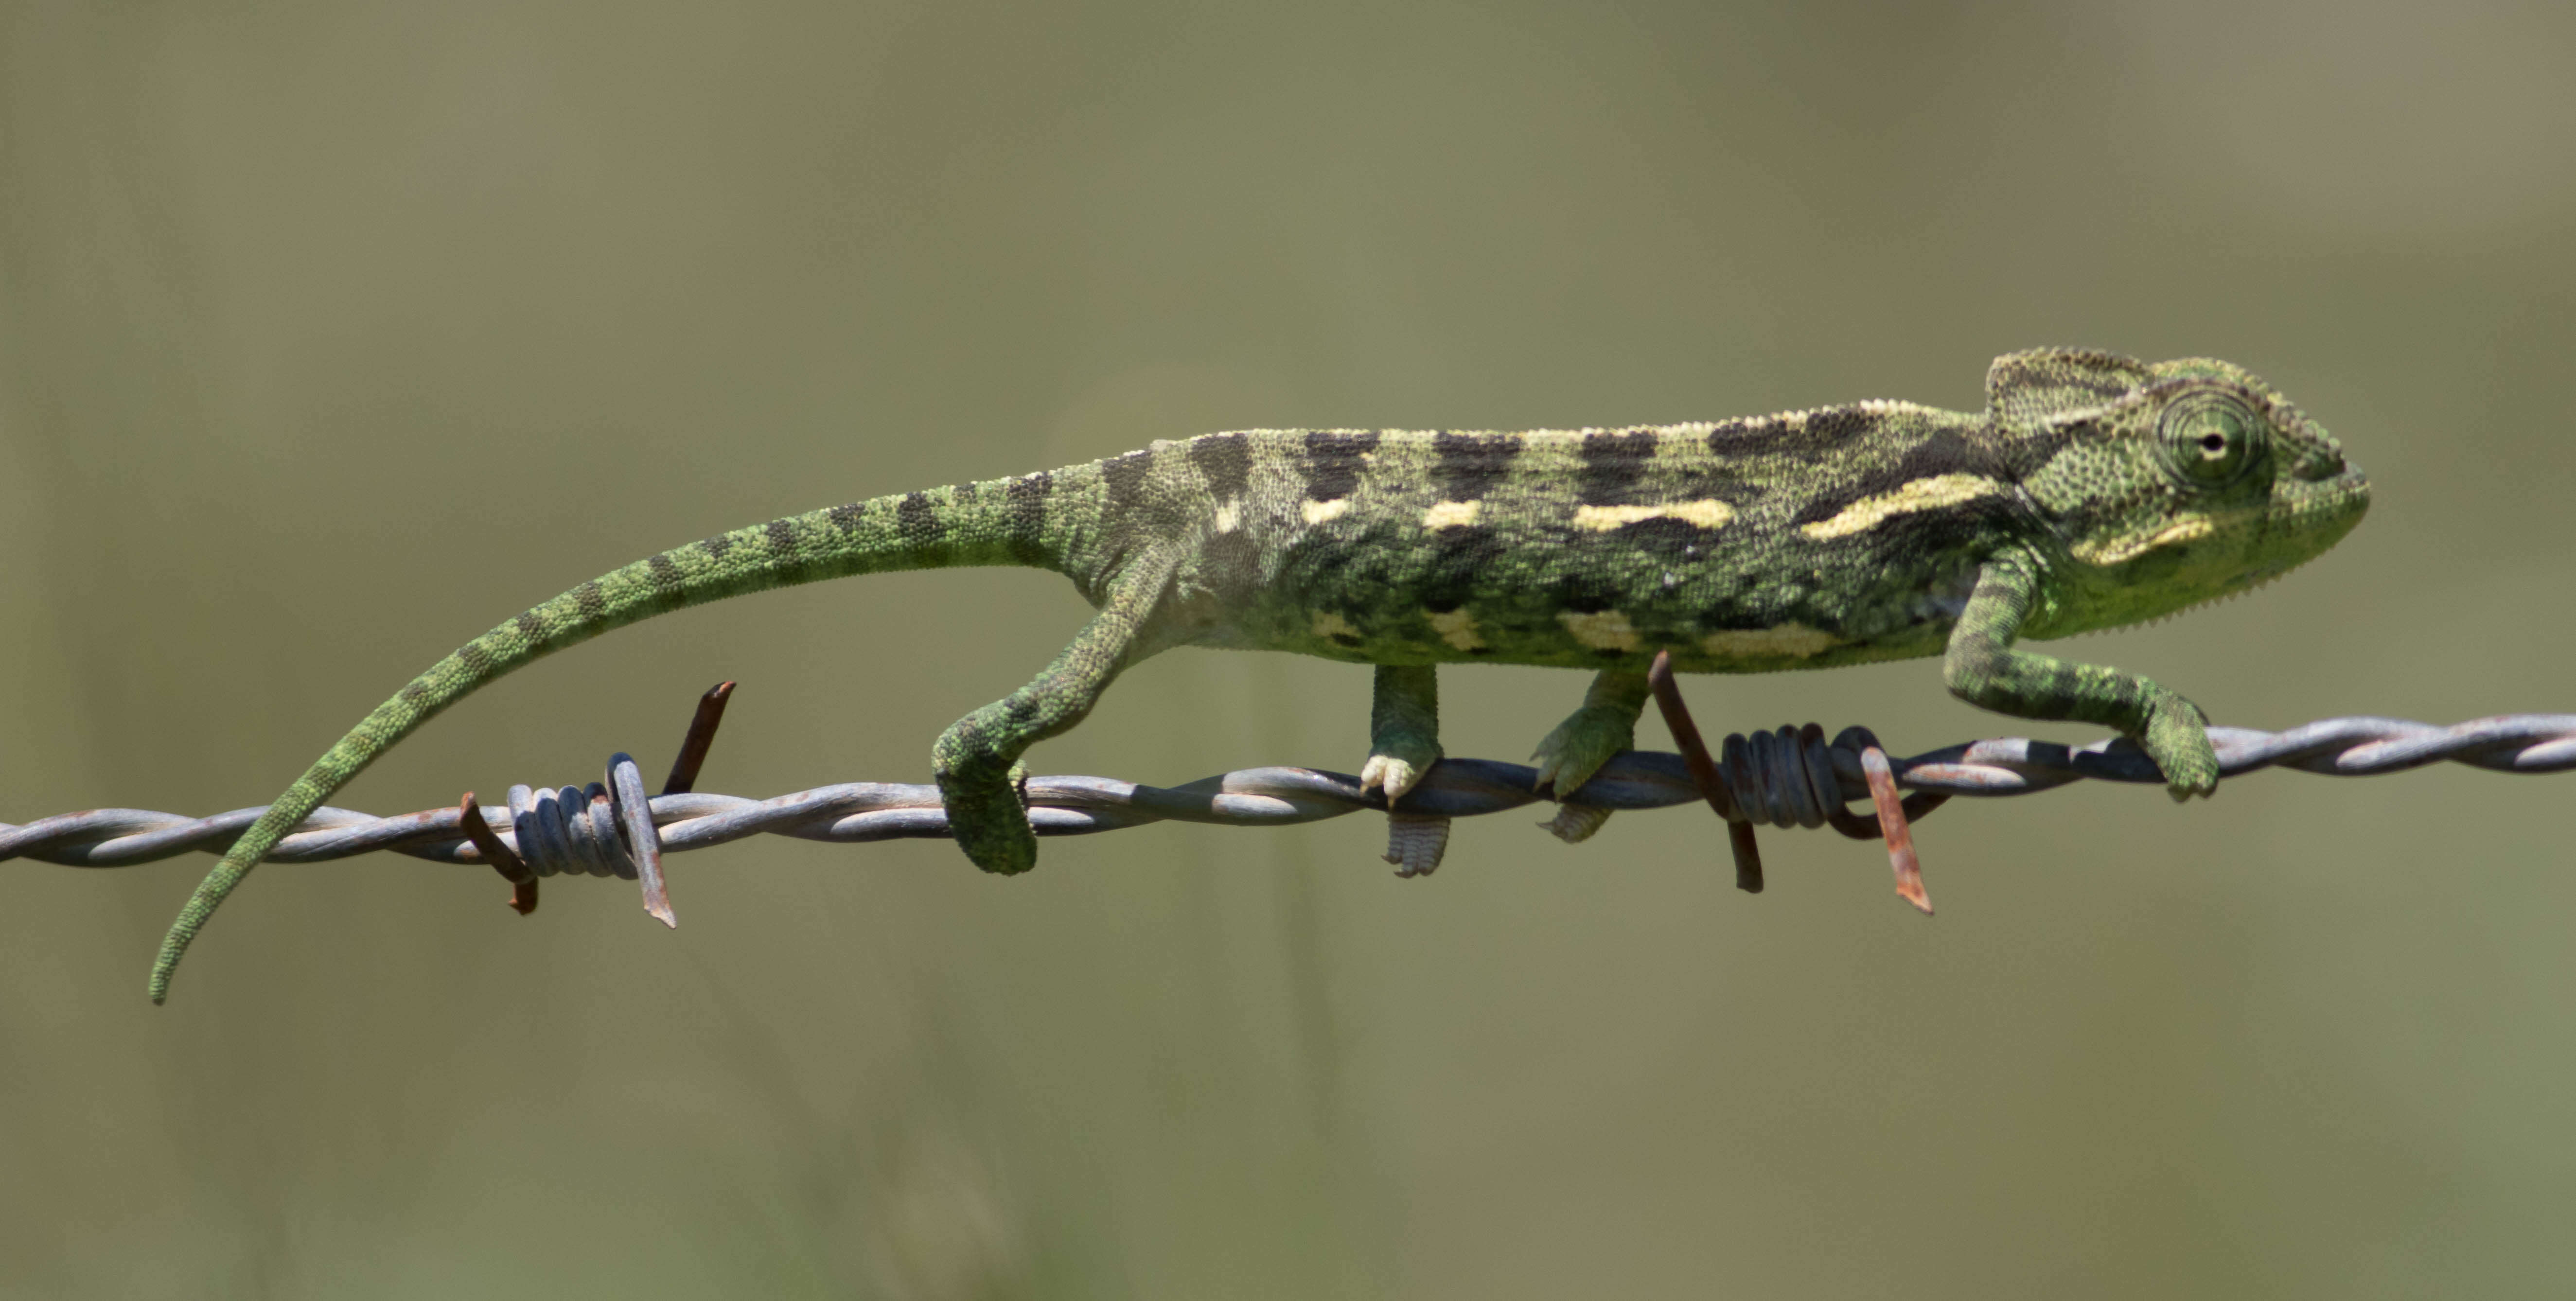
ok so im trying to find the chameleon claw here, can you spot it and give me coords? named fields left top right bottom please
left=1359, top=741, right=1440, bottom=805
left=1358, top=754, right=1414, bottom=801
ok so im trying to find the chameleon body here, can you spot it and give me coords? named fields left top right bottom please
left=150, top=349, right=2369, bottom=1000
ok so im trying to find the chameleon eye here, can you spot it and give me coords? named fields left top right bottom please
left=2157, top=391, right=2266, bottom=488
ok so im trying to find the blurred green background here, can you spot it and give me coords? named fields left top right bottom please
left=6, top=1, right=2575, bottom=1296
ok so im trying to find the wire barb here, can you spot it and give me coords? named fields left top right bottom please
left=1645, top=649, right=1766, bottom=893
left=456, top=791, right=537, bottom=914
left=1644, top=650, right=1944, bottom=910
left=661, top=681, right=734, bottom=797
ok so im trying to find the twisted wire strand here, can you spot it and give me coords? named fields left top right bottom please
left=7, top=714, right=2570, bottom=874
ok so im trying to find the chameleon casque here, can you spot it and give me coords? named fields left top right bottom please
left=150, top=349, right=2369, bottom=1000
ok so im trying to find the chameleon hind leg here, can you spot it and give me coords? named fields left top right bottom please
left=1361, top=664, right=1451, bottom=877
left=932, top=561, right=1175, bottom=875
left=1530, top=667, right=1651, bottom=843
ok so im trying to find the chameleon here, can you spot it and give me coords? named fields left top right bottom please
left=148, top=348, right=2369, bottom=1001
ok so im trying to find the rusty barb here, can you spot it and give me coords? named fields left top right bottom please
left=6, top=674, right=2574, bottom=933
left=1645, top=650, right=1941, bottom=911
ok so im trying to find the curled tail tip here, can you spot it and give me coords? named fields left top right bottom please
left=147, top=952, right=178, bottom=1004
left=149, top=856, right=251, bottom=1005
left=149, top=918, right=198, bottom=1004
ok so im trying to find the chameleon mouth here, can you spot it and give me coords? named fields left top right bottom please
left=2088, top=496, right=2361, bottom=634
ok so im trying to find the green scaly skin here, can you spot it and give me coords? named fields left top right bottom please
left=151, top=349, right=2368, bottom=1001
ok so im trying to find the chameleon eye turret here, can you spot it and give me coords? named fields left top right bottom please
left=2156, top=388, right=2267, bottom=489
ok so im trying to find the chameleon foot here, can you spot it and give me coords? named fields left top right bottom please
left=1531, top=668, right=1648, bottom=799
left=1384, top=812, right=1451, bottom=877
left=2145, top=695, right=2221, bottom=800
left=935, top=764, right=1038, bottom=875
left=1538, top=802, right=1615, bottom=844
left=1530, top=708, right=1635, bottom=799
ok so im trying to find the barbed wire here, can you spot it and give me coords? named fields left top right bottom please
left=8, top=656, right=2572, bottom=923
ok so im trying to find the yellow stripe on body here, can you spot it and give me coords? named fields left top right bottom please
left=1423, top=500, right=1481, bottom=529
left=1570, top=500, right=1735, bottom=531
left=1701, top=623, right=1837, bottom=658
left=1427, top=609, right=1484, bottom=651
left=1799, top=474, right=2005, bottom=540
left=1558, top=609, right=1639, bottom=652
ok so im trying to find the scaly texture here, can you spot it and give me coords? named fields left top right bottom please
left=151, top=349, right=2369, bottom=1001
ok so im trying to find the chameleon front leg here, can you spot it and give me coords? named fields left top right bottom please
left=1530, top=667, right=1651, bottom=843
left=932, top=560, right=1175, bottom=874
left=1360, top=663, right=1442, bottom=801
left=1944, top=555, right=2220, bottom=799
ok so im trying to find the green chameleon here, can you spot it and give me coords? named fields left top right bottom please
left=150, top=349, right=2369, bottom=1001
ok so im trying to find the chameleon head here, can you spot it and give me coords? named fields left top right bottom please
left=1992, top=350, right=2371, bottom=635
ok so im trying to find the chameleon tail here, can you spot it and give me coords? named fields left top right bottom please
left=150, top=467, right=1106, bottom=1003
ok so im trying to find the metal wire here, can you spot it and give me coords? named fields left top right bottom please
left=6, top=653, right=2570, bottom=937
left=7, top=714, right=2568, bottom=874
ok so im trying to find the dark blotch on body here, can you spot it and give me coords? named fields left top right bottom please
left=1101, top=450, right=1155, bottom=511
left=1418, top=525, right=1507, bottom=613
left=828, top=502, right=864, bottom=531
left=1004, top=472, right=1051, bottom=563
left=1800, top=407, right=1877, bottom=450
left=1706, top=406, right=1880, bottom=461
left=574, top=581, right=607, bottom=619
left=897, top=491, right=938, bottom=544
left=1606, top=516, right=1718, bottom=560
left=1704, top=418, right=1786, bottom=458
left=1555, top=573, right=1621, bottom=615
left=1793, top=429, right=1979, bottom=527
left=1576, top=430, right=1659, bottom=506
left=1301, top=430, right=1379, bottom=501
left=1432, top=431, right=1520, bottom=502
left=646, top=553, right=684, bottom=605
left=1189, top=433, right=1252, bottom=501
left=702, top=532, right=733, bottom=560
